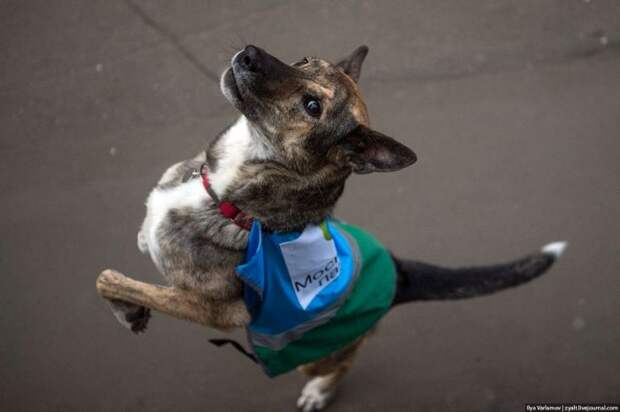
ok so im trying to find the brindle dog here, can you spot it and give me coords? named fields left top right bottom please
left=107, top=45, right=566, bottom=411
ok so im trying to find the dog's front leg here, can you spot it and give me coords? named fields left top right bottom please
left=96, top=269, right=250, bottom=330
left=107, top=298, right=151, bottom=333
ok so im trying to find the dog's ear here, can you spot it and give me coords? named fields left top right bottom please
left=336, top=45, right=369, bottom=83
left=335, top=125, right=417, bottom=174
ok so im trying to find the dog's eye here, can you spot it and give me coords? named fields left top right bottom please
left=303, top=97, right=321, bottom=118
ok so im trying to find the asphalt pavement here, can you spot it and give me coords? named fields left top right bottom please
left=1, top=1, right=619, bottom=411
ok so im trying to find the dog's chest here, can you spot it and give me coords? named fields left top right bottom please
left=143, top=179, right=211, bottom=271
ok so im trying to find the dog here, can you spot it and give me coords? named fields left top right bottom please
left=107, top=45, right=567, bottom=411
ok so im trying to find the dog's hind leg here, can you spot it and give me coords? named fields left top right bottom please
left=137, top=230, right=149, bottom=254
left=296, top=335, right=367, bottom=412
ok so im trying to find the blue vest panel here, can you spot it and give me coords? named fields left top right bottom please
left=236, top=219, right=358, bottom=338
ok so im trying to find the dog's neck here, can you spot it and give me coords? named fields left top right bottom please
left=205, top=116, right=272, bottom=197
left=205, top=116, right=350, bottom=232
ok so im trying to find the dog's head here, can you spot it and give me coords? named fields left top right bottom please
left=220, top=45, right=416, bottom=174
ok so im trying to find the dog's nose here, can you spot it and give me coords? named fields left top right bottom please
left=237, top=45, right=262, bottom=73
left=233, top=45, right=295, bottom=82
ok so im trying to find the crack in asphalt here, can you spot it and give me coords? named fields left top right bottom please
left=125, top=0, right=221, bottom=84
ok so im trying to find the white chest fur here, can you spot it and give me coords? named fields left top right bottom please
left=138, top=115, right=272, bottom=273
left=207, top=116, right=272, bottom=197
left=141, top=178, right=210, bottom=273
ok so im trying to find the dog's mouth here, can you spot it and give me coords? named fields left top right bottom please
left=220, top=66, right=243, bottom=107
left=220, top=46, right=292, bottom=120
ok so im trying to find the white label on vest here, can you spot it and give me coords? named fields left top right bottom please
left=279, top=225, right=340, bottom=310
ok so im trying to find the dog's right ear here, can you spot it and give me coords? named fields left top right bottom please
left=334, top=125, right=417, bottom=174
left=336, top=45, right=369, bottom=83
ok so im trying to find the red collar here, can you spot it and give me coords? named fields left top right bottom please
left=200, top=165, right=254, bottom=231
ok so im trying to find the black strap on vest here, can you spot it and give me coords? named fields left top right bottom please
left=209, top=338, right=258, bottom=363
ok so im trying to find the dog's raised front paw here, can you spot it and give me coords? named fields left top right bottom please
left=297, top=376, right=335, bottom=412
left=107, top=299, right=151, bottom=334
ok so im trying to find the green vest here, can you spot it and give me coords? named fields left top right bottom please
left=245, top=222, right=396, bottom=377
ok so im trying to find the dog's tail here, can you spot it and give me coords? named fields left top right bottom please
left=391, top=241, right=567, bottom=305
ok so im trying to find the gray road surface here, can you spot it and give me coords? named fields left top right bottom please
left=1, top=1, right=619, bottom=411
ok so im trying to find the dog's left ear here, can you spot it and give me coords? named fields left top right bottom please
left=335, top=125, right=417, bottom=174
left=336, top=45, right=369, bottom=83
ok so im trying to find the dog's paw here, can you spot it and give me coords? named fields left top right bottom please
left=108, top=299, right=151, bottom=334
left=126, top=305, right=151, bottom=333
left=137, top=231, right=149, bottom=254
left=297, top=376, right=335, bottom=412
